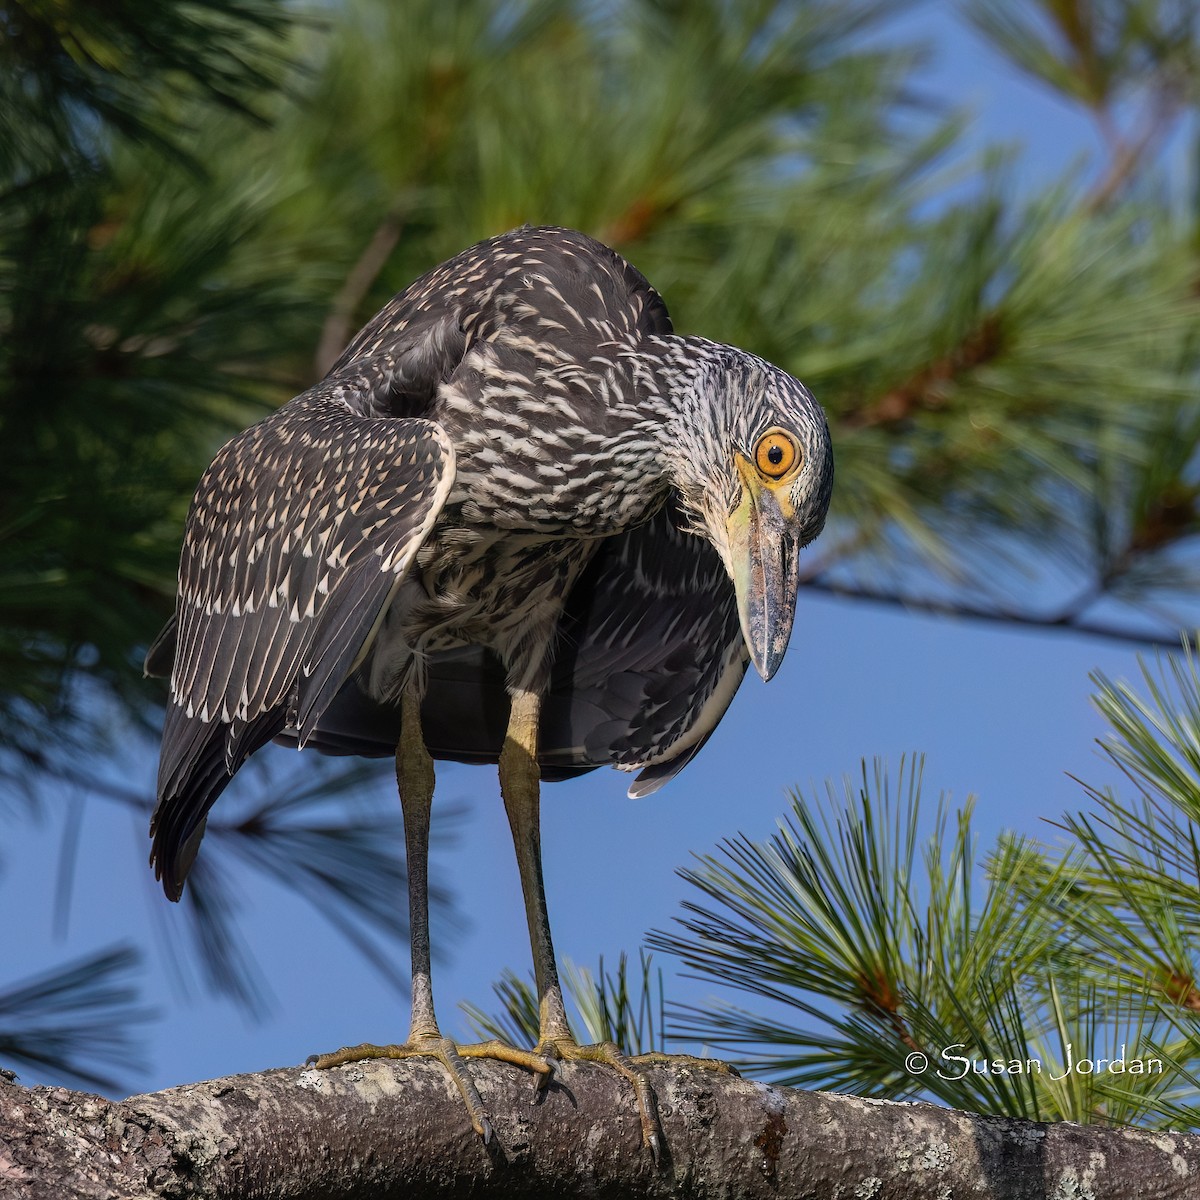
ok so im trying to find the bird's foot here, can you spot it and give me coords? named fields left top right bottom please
left=537, top=1036, right=665, bottom=1161
left=307, top=1036, right=553, bottom=1143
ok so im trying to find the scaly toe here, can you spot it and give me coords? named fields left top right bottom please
left=537, top=1037, right=661, bottom=1156
left=456, top=1037, right=554, bottom=1080
left=307, top=1037, right=493, bottom=1139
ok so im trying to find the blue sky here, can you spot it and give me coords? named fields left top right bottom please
left=3, top=3, right=1181, bottom=1096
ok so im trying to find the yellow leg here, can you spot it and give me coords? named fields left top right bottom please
left=499, top=688, right=572, bottom=1042
left=309, top=691, right=551, bottom=1141
left=500, top=688, right=664, bottom=1160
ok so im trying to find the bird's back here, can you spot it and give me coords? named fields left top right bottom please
left=331, top=225, right=674, bottom=394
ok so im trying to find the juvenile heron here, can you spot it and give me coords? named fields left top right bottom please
left=147, top=225, right=833, bottom=1151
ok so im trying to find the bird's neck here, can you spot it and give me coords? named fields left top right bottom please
left=620, top=334, right=732, bottom=526
left=634, top=333, right=728, bottom=448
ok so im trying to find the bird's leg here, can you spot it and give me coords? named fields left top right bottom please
left=393, top=687, right=437, bottom=1041
left=500, top=687, right=663, bottom=1159
left=499, top=687, right=571, bottom=1041
left=308, top=691, right=551, bottom=1142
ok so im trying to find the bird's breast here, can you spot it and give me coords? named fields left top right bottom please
left=362, top=521, right=600, bottom=701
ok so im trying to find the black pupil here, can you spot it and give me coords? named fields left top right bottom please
left=767, top=444, right=784, bottom=466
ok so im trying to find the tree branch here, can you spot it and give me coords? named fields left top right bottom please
left=841, top=314, right=1005, bottom=429
left=4, top=1059, right=1200, bottom=1199
left=1085, top=85, right=1182, bottom=214
left=314, top=210, right=406, bottom=379
left=802, top=576, right=1195, bottom=650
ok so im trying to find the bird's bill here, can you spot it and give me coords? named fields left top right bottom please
left=725, top=455, right=800, bottom=681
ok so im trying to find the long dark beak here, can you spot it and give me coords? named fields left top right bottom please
left=724, top=455, right=800, bottom=681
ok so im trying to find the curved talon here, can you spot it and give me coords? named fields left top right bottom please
left=538, top=1037, right=662, bottom=1156
left=532, top=1058, right=555, bottom=1100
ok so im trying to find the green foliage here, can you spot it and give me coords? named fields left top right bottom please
left=645, top=659, right=1200, bottom=1128
left=649, top=760, right=1066, bottom=1117
left=963, top=1, right=1200, bottom=112
left=0, top=0, right=296, bottom=174
left=464, top=951, right=667, bottom=1056
left=0, top=1, right=308, bottom=771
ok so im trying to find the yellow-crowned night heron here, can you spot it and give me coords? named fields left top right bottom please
left=146, top=225, right=833, bottom=1152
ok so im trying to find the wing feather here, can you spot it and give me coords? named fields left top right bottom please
left=541, top=499, right=748, bottom=793
left=150, top=357, right=456, bottom=900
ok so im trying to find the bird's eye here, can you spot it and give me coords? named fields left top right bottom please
left=754, top=430, right=799, bottom=480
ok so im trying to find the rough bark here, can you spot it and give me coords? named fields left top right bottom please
left=2, top=1059, right=1198, bottom=1199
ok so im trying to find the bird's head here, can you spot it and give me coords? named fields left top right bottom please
left=669, top=343, right=833, bottom=681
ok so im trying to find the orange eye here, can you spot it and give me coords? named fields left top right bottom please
left=754, top=430, right=799, bottom=480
